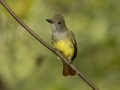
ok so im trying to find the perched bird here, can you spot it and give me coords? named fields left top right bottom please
left=46, top=13, right=77, bottom=76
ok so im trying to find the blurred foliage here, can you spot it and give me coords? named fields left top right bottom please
left=0, top=0, right=120, bottom=90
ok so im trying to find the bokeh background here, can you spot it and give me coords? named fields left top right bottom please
left=0, top=0, right=120, bottom=90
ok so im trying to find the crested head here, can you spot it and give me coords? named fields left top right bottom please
left=46, top=13, right=68, bottom=32
left=52, top=13, right=64, bottom=21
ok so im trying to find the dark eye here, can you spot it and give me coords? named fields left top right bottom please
left=58, top=21, right=61, bottom=24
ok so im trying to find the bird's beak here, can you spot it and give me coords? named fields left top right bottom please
left=46, top=19, right=54, bottom=24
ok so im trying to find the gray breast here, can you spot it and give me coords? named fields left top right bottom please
left=52, top=31, right=70, bottom=42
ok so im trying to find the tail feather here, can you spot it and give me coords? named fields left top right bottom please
left=63, top=62, right=77, bottom=76
left=63, top=62, right=69, bottom=76
left=69, top=66, right=77, bottom=76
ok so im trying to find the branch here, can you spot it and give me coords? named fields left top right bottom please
left=0, top=0, right=99, bottom=90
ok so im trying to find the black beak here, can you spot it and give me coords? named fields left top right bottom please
left=46, top=19, right=54, bottom=24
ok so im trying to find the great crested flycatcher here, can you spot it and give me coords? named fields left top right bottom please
left=46, top=13, right=77, bottom=76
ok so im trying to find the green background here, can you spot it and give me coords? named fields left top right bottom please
left=0, top=0, right=120, bottom=90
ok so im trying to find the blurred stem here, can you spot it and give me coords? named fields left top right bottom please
left=0, top=0, right=99, bottom=90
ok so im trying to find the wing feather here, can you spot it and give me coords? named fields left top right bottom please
left=70, top=31, right=77, bottom=61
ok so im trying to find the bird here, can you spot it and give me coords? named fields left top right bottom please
left=46, top=13, right=77, bottom=76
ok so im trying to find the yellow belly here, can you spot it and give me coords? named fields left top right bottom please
left=53, top=40, right=74, bottom=60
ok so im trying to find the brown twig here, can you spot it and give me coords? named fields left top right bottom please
left=0, top=0, right=99, bottom=90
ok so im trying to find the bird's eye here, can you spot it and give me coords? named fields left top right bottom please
left=58, top=21, right=61, bottom=24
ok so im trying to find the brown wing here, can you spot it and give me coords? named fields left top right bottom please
left=70, top=31, right=77, bottom=61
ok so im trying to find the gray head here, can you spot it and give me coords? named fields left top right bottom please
left=46, top=13, right=68, bottom=32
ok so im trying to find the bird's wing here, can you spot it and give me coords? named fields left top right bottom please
left=70, top=31, right=77, bottom=61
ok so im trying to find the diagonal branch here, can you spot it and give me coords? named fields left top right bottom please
left=0, top=0, right=99, bottom=90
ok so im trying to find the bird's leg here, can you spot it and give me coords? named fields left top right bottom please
left=53, top=48, right=63, bottom=61
left=68, top=57, right=72, bottom=64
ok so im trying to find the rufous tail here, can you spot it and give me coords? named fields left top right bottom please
left=62, top=62, right=77, bottom=76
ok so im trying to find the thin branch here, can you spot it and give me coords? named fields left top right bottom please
left=0, top=0, right=99, bottom=90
